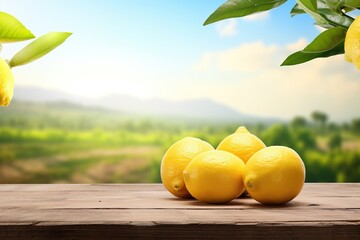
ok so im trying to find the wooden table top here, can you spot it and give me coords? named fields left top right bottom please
left=0, top=183, right=359, bottom=239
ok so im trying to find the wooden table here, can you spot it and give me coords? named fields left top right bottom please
left=0, top=183, right=359, bottom=239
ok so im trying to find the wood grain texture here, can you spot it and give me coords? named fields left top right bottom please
left=0, top=183, right=359, bottom=239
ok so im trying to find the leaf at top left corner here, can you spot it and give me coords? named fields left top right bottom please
left=0, top=12, right=35, bottom=43
left=10, top=32, right=72, bottom=68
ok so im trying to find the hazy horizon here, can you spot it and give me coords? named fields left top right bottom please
left=5, top=85, right=356, bottom=124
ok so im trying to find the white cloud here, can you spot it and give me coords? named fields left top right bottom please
left=216, top=19, right=237, bottom=37
left=285, top=38, right=307, bottom=52
left=195, top=41, right=279, bottom=72
left=243, top=12, right=269, bottom=21
left=193, top=39, right=360, bottom=121
left=224, top=42, right=277, bottom=71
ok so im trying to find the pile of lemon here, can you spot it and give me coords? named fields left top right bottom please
left=160, top=126, right=305, bottom=204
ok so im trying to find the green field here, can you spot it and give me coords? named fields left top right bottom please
left=0, top=101, right=359, bottom=183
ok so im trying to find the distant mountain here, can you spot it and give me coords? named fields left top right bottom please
left=13, top=86, right=280, bottom=123
left=96, top=94, right=254, bottom=121
left=14, top=86, right=83, bottom=103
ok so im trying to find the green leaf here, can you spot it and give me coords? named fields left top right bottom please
left=313, top=0, right=353, bottom=29
left=281, top=27, right=346, bottom=66
left=325, top=0, right=338, bottom=11
left=326, top=0, right=360, bottom=12
left=204, top=0, right=287, bottom=25
left=343, top=0, right=360, bottom=9
left=290, top=4, right=306, bottom=16
left=318, top=9, right=353, bottom=28
left=296, top=0, right=329, bottom=26
left=0, top=12, right=35, bottom=43
left=10, top=32, right=72, bottom=68
left=301, top=0, right=318, bottom=12
left=291, top=0, right=352, bottom=29
left=303, top=27, right=346, bottom=53
left=294, top=0, right=353, bottom=29
left=281, top=41, right=344, bottom=66
left=325, top=0, right=344, bottom=12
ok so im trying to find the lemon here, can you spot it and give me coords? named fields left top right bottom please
left=0, top=58, right=14, bottom=106
left=183, top=150, right=245, bottom=203
left=161, top=137, right=214, bottom=198
left=243, top=146, right=305, bottom=205
left=345, top=16, right=360, bottom=69
left=217, top=126, right=266, bottom=163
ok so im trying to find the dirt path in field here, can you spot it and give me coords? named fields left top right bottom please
left=12, top=145, right=159, bottom=163
left=71, top=146, right=163, bottom=183
left=343, top=141, right=360, bottom=151
left=15, top=146, right=161, bottom=164
left=2, top=146, right=162, bottom=183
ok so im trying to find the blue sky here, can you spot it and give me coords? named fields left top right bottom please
left=0, top=1, right=359, bottom=121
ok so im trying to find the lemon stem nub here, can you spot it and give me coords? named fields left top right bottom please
left=235, top=126, right=249, bottom=134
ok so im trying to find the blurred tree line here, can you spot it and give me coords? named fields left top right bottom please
left=259, top=111, right=360, bottom=182
left=0, top=102, right=359, bottom=183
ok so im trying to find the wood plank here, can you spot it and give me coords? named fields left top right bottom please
left=1, top=224, right=359, bottom=240
left=0, top=184, right=359, bottom=210
left=0, top=183, right=359, bottom=239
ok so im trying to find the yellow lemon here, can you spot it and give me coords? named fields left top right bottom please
left=0, top=58, right=14, bottom=106
left=345, top=16, right=360, bottom=69
left=243, top=146, right=305, bottom=205
left=217, top=126, right=266, bottom=163
left=183, top=150, right=245, bottom=203
left=161, top=137, right=214, bottom=198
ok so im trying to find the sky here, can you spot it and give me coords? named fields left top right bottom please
left=0, top=0, right=359, bottom=122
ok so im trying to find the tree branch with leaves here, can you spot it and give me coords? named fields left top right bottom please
left=0, top=12, right=71, bottom=107
left=204, top=0, right=360, bottom=68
